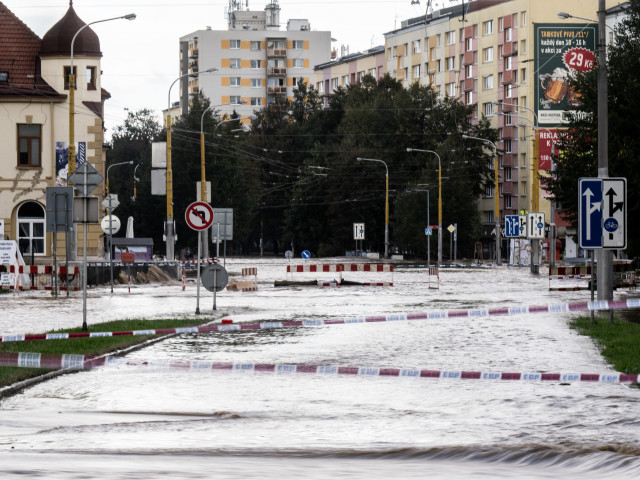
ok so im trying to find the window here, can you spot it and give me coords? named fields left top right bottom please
left=250, top=41, right=261, bottom=51
left=293, top=77, right=305, bottom=87
left=505, top=112, right=512, bottom=125
left=430, top=47, right=436, bottom=61
left=483, top=102, right=494, bottom=116
left=484, top=210, right=494, bottom=223
left=230, top=95, right=241, bottom=104
left=506, top=84, right=514, bottom=98
left=483, top=47, right=494, bottom=62
left=485, top=185, right=494, bottom=198
left=505, top=195, right=512, bottom=209
left=513, top=13, right=518, bottom=26
left=413, top=64, right=421, bottom=78
left=436, top=34, right=442, bottom=46
left=521, top=39, right=527, bottom=55
left=251, top=78, right=261, bottom=88
left=392, top=46, right=398, bottom=58
left=293, top=59, right=304, bottom=68
left=521, top=68, right=527, bottom=83
left=342, top=75, right=349, bottom=86
left=18, top=124, right=41, bottom=167
left=505, top=56, right=513, bottom=71
left=230, top=76, right=241, bottom=87
left=436, top=59, right=441, bottom=72
left=86, top=66, right=96, bottom=90
left=499, top=17, right=504, bottom=32
left=505, top=167, right=512, bottom=181
left=504, top=139, right=512, bottom=153
left=250, top=59, right=261, bottom=69
left=230, top=58, right=241, bottom=68
left=521, top=11, right=527, bottom=26
left=505, top=27, right=512, bottom=42
left=292, top=40, right=304, bottom=49
left=358, top=71, right=365, bottom=81
left=17, top=202, right=45, bottom=256
left=465, top=37, right=473, bottom=51
left=513, top=183, right=519, bottom=196
left=317, top=82, right=324, bottom=94
left=521, top=180, right=527, bottom=196
left=446, top=56, right=455, bottom=71
left=445, top=30, right=455, bottom=45
left=412, top=39, right=421, bottom=54
left=483, top=20, right=493, bottom=35
left=446, top=82, right=456, bottom=97
left=251, top=97, right=262, bottom=106
left=331, top=77, right=339, bottom=89
left=63, top=66, right=77, bottom=90
left=230, top=39, right=241, bottom=49
left=483, top=75, right=494, bottom=90
left=465, top=64, right=473, bottom=78
left=465, top=91, right=473, bottom=105
left=387, top=48, right=393, bottom=59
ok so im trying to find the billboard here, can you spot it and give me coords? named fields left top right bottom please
left=55, top=141, right=87, bottom=186
left=534, top=23, right=597, bottom=126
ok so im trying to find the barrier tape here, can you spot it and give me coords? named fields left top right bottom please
left=2, top=298, right=640, bottom=344
left=319, top=282, right=393, bottom=287
left=1, top=352, right=637, bottom=384
left=8, top=266, right=80, bottom=275
left=0, top=286, right=79, bottom=291
left=287, top=264, right=393, bottom=273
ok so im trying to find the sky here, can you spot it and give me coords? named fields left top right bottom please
left=4, top=0, right=463, bottom=140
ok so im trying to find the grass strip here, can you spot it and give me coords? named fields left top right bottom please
left=569, top=315, right=640, bottom=374
left=0, top=318, right=210, bottom=388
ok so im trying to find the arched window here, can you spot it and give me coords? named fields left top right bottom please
left=17, top=202, right=45, bottom=256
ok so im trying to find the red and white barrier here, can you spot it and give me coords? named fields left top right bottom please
left=287, top=263, right=393, bottom=273
left=9, top=265, right=79, bottom=275
left=3, top=298, right=640, bottom=344
left=319, top=282, right=393, bottom=287
left=1, top=352, right=636, bottom=385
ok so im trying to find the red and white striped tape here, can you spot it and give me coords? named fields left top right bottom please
left=0, top=285, right=79, bottom=291
left=1, top=352, right=636, bottom=385
left=8, top=265, right=79, bottom=275
left=2, top=298, right=640, bottom=344
left=181, top=258, right=219, bottom=266
left=319, top=282, right=393, bottom=287
left=287, top=264, right=393, bottom=273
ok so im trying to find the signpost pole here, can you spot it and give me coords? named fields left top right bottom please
left=109, top=195, right=114, bottom=293
left=196, top=230, right=201, bottom=314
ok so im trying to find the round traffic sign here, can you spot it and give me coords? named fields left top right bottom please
left=285, top=250, right=293, bottom=259
left=301, top=250, right=311, bottom=259
left=185, top=201, right=214, bottom=231
left=201, top=264, right=229, bottom=292
left=100, top=215, right=121, bottom=235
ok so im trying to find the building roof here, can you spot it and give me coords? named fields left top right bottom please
left=40, top=2, right=101, bottom=58
left=0, top=2, right=63, bottom=99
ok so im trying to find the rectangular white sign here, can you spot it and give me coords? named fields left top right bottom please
left=353, top=223, right=365, bottom=240
left=0, top=240, right=17, bottom=264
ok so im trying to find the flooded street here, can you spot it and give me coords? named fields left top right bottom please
left=1, top=258, right=639, bottom=479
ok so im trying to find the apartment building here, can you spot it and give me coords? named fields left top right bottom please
left=179, top=0, right=331, bottom=122
left=383, top=0, right=617, bottom=257
left=314, top=46, right=385, bottom=103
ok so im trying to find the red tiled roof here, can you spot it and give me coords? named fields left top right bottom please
left=0, top=2, right=64, bottom=99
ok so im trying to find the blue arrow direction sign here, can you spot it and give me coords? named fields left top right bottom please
left=579, top=178, right=603, bottom=248
left=505, top=215, right=519, bottom=238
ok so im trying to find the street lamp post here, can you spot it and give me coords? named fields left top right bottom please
left=67, top=13, right=135, bottom=260
left=165, top=68, right=217, bottom=261
left=462, top=135, right=501, bottom=265
left=558, top=2, right=613, bottom=317
left=106, top=160, right=134, bottom=293
left=407, top=148, right=443, bottom=265
left=200, top=108, right=247, bottom=259
left=356, top=157, right=389, bottom=259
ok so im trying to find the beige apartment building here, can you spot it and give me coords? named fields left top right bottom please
left=178, top=0, right=331, bottom=122
left=382, top=0, right=617, bottom=258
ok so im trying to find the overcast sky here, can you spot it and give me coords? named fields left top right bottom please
left=6, top=0, right=462, bottom=138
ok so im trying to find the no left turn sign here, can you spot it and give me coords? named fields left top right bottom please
left=185, top=201, right=214, bottom=231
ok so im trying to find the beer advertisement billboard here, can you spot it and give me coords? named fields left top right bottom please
left=534, top=23, right=597, bottom=126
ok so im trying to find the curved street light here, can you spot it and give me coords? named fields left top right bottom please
left=406, top=148, right=443, bottom=265
left=164, top=67, right=217, bottom=260
left=462, top=135, right=501, bottom=266
left=356, top=157, right=389, bottom=259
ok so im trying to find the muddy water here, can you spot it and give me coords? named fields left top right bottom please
left=1, top=258, right=639, bottom=479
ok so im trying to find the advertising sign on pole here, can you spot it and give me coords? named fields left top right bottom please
left=535, top=23, right=597, bottom=127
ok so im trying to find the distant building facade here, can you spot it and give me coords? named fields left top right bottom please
left=178, top=0, right=332, bottom=121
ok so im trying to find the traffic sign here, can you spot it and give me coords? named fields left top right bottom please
left=102, top=194, right=119, bottom=212
left=425, top=228, right=432, bottom=236
left=447, top=224, right=456, bottom=233
left=185, top=201, right=214, bottom=231
left=579, top=177, right=626, bottom=249
left=302, top=250, right=311, bottom=259
left=201, top=263, right=228, bottom=292
left=100, top=215, right=120, bottom=235
left=285, top=250, right=293, bottom=259
left=68, top=161, right=103, bottom=196
left=505, top=215, right=519, bottom=238
left=353, top=223, right=365, bottom=240
left=527, top=212, right=545, bottom=239
left=518, top=215, right=527, bottom=237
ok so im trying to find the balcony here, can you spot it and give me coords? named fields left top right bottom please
left=267, top=67, right=287, bottom=76
left=267, top=86, right=287, bottom=95
left=267, top=48, right=287, bottom=58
